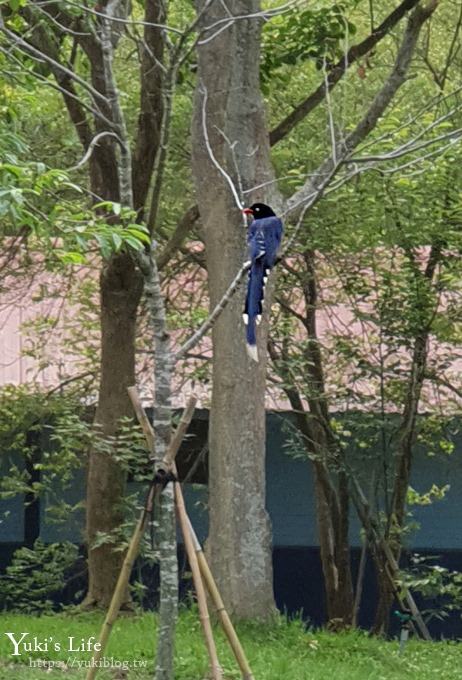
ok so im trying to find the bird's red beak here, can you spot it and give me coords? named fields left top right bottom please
left=242, top=208, right=254, bottom=215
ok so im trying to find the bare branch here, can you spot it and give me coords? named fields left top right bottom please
left=356, top=85, right=462, bottom=154
left=197, top=0, right=302, bottom=46
left=198, top=84, right=244, bottom=211
left=175, top=261, right=250, bottom=361
left=323, top=57, right=338, bottom=167
left=157, top=205, right=200, bottom=271
left=34, top=4, right=92, bottom=37
left=350, top=114, right=462, bottom=163
left=68, top=131, right=123, bottom=170
left=100, top=0, right=133, bottom=207
left=269, top=0, right=422, bottom=145
left=284, top=0, right=439, bottom=221
left=45, top=0, right=184, bottom=35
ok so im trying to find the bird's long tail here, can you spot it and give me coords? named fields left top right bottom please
left=243, top=258, right=267, bottom=362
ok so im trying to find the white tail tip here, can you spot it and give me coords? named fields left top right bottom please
left=242, top=313, right=249, bottom=325
left=246, top=343, right=259, bottom=362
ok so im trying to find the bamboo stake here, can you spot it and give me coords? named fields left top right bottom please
left=127, top=385, right=155, bottom=457
left=85, top=485, right=157, bottom=680
left=164, top=397, right=197, bottom=469
left=128, top=388, right=254, bottom=679
left=186, top=515, right=255, bottom=680
left=85, top=393, right=197, bottom=680
left=175, top=483, right=223, bottom=680
left=350, top=476, right=431, bottom=641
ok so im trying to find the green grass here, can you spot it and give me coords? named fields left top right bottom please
left=0, top=609, right=460, bottom=679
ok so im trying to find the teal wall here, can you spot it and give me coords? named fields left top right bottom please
left=1, top=412, right=461, bottom=550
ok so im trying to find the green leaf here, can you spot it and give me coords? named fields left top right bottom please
left=111, top=232, right=123, bottom=251
left=126, top=226, right=151, bottom=244
left=56, top=251, right=86, bottom=264
left=123, top=235, right=144, bottom=251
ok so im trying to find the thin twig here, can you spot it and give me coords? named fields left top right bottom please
left=199, top=84, right=244, bottom=210
left=175, top=261, right=250, bottom=360
left=68, top=131, right=123, bottom=171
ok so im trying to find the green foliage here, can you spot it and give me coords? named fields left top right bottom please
left=0, top=153, right=151, bottom=262
left=261, top=4, right=356, bottom=91
left=402, top=554, right=462, bottom=623
left=0, top=383, right=154, bottom=534
left=0, top=385, right=85, bottom=504
left=0, top=540, right=79, bottom=614
left=0, top=81, right=151, bottom=265
left=407, top=484, right=450, bottom=506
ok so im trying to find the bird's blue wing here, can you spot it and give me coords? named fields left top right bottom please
left=247, top=221, right=258, bottom=246
left=262, top=217, right=283, bottom=267
left=248, top=222, right=266, bottom=261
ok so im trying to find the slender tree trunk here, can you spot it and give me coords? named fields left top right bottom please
left=191, top=0, right=276, bottom=619
left=303, top=251, right=354, bottom=625
left=270, top=248, right=354, bottom=625
left=372, top=242, right=441, bottom=632
left=142, top=253, right=177, bottom=680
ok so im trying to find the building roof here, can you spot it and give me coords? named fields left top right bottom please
left=1, top=246, right=461, bottom=413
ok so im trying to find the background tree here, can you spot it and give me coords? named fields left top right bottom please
left=267, top=0, right=461, bottom=628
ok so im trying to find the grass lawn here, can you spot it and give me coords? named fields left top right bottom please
left=0, top=609, right=460, bottom=679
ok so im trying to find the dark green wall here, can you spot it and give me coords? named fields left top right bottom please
left=1, top=411, right=461, bottom=550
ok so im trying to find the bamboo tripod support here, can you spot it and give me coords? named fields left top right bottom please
left=86, top=387, right=254, bottom=680
left=129, top=388, right=254, bottom=680
left=175, top=482, right=223, bottom=680
left=85, top=395, right=197, bottom=680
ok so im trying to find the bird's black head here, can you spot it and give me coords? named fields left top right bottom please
left=242, top=203, right=276, bottom=219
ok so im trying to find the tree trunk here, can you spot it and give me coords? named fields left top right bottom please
left=305, top=440, right=354, bottom=624
left=371, top=556, right=395, bottom=635
left=191, top=0, right=276, bottom=619
left=302, top=251, right=354, bottom=625
left=269, top=248, right=354, bottom=625
left=372, top=242, right=441, bottom=632
left=84, top=252, right=143, bottom=608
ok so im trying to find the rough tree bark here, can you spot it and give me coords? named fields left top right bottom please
left=86, top=252, right=143, bottom=607
left=142, top=253, right=177, bottom=680
left=191, top=0, right=276, bottom=618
